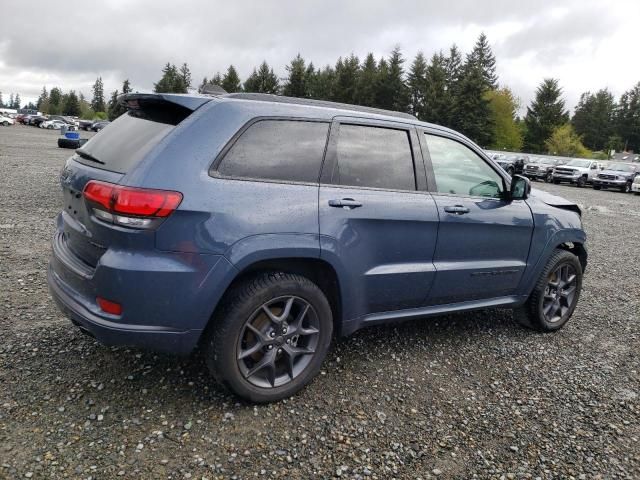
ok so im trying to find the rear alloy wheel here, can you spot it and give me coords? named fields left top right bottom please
left=2, top=121, right=8, bottom=126
left=515, top=249, right=582, bottom=331
left=205, top=272, right=333, bottom=402
left=576, top=176, right=587, bottom=188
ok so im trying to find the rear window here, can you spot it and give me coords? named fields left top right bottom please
left=75, top=105, right=189, bottom=173
left=216, top=120, right=329, bottom=183
left=331, top=124, right=415, bottom=190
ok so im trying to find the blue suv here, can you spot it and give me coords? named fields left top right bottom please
left=48, top=93, right=587, bottom=402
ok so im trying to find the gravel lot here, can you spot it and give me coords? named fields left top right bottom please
left=1, top=124, right=639, bottom=479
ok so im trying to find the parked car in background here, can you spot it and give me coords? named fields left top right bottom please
left=29, top=116, right=49, bottom=127
left=632, top=175, right=640, bottom=195
left=91, top=120, right=110, bottom=131
left=493, top=154, right=528, bottom=176
left=524, top=156, right=567, bottom=182
left=48, top=92, right=588, bottom=402
left=41, top=119, right=69, bottom=130
left=0, top=114, right=15, bottom=126
left=592, top=162, right=640, bottom=193
left=78, top=119, right=94, bottom=131
left=552, top=159, right=601, bottom=187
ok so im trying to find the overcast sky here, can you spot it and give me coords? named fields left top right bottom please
left=1, top=0, right=638, bottom=113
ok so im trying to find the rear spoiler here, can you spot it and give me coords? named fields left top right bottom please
left=118, top=93, right=214, bottom=112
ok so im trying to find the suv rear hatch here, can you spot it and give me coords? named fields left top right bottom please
left=56, top=94, right=210, bottom=271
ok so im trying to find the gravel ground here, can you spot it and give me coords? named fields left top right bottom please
left=1, top=124, right=639, bottom=479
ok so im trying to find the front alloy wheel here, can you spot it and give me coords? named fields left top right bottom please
left=542, top=264, right=578, bottom=324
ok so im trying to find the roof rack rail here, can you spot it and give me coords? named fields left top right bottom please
left=225, top=93, right=416, bottom=121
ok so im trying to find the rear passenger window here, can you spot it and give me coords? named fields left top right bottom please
left=332, top=124, right=415, bottom=190
left=217, top=120, right=329, bottom=183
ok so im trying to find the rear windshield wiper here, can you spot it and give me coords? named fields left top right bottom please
left=76, top=148, right=105, bottom=165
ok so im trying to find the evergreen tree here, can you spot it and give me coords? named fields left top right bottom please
left=79, top=93, right=94, bottom=119
left=485, top=88, right=523, bottom=151
left=122, top=79, right=132, bottom=95
left=572, top=89, right=616, bottom=151
left=199, top=73, right=223, bottom=92
left=91, top=77, right=106, bottom=112
left=107, top=90, right=120, bottom=120
left=332, top=54, right=360, bottom=104
left=308, top=65, right=335, bottom=100
left=466, top=33, right=498, bottom=90
left=354, top=53, right=377, bottom=107
left=154, top=63, right=187, bottom=93
left=453, top=63, right=495, bottom=146
left=407, top=52, right=427, bottom=117
left=422, top=53, right=449, bottom=124
left=62, top=90, right=80, bottom=116
left=179, top=63, right=192, bottom=92
left=0, top=92, right=3, bottom=108
left=243, top=61, right=279, bottom=94
left=13, top=93, right=21, bottom=109
left=8, top=93, right=14, bottom=110
left=283, top=54, right=309, bottom=97
left=375, top=47, right=409, bottom=112
left=37, top=87, right=48, bottom=111
left=615, top=83, right=640, bottom=152
left=221, top=65, right=242, bottom=93
left=523, top=78, right=569, bottom=153
left=49, top=88, right=63, bottom=115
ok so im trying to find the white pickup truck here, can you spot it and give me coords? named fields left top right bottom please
left=552, top=159, right=601, bottom=187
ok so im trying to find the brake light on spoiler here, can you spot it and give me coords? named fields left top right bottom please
left=83, top=180, right=183, bottom=229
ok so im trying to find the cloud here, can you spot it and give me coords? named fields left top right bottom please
left=1, top=0, right=638, bottom=112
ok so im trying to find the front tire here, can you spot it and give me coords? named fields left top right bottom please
left=205, top=272, right=333, bottom=403
left=577, top=176, right=587, bottom=188
left=622, top=182, right=632, bottom=193
left=515, top=249, right=583, bottom=332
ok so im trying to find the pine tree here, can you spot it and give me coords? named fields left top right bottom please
left=154, top=63, right=183, bottom=93
left=49, top=88, right=63, bottom=115
left=91, top=77, right=106, bottom=112
left=422, top=53, right=449, bottom=124
left=0, top=92, right=3, bottom=108
left=572, top=89, right=616, bottom=151
left=453, top=63, right=495, bottom=146
left=221, top=65, right=242, bottom=93
left=243, top=61, right=279, bottom=94
left=283, top=54, right=308, bottom=97
left=107, top=90, right=120, bottom=120
left=8, top=93, right=14, bottom=110
left=332, top=54, right=360, bottom=104
left=524, top=79, right=569, bottom=153
left=308, top=65, right=335, bottom=100
left=37, top=87, right=48, bottom=111
left=179, top=63, right=192, bottom=92
left=375, top=47, right=409, bottom=112
left=615, top=83, right=640, bottom=152
left=63, top=90, right=80, bottom=116
left=407, top=52, right=427, bottom=117
left=13, top=93, right=21, bottom=109
left=466, top=33, right=498, bottom=90
left=122, top=79, right=132, bottom=95
left=354, top=53, right=377, bottom=107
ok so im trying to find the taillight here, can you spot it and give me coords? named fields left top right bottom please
left=83, top=180, right=183, bottom=229
left=97, top=297, right=123, bottom=315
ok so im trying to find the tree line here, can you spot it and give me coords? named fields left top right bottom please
left=5, top=32, right=639, bottom=155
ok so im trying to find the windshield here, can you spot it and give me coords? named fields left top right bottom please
left=566, top=159, right=591, bottom=168
left=607, top=163, right=636, bottom=172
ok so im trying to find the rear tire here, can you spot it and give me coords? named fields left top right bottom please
left=577, top=176, right=587, bottom=188
left=514, top=249, right=582, bottom=332
left=204, top=271, right=333, bottom=403
left=593, top=185, right=601, bottom=190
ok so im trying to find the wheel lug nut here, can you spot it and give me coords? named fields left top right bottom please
left=270, top=332, right=276, bottom=338
left=267, top=345, right=273, bottom=350
left=277, top=348, right=282, bottom=354
left=286, top=339, right=291, bottom=344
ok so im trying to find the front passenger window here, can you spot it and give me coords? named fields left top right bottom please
left=425, top=134, right=504, bottom=198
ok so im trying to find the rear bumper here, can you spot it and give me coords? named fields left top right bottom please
left=48, top=265, right=201, bottom=354
left=48, top=228, right=237, bottom=355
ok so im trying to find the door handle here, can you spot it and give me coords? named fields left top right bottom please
left=444, top=205, right=470, bottom=215
left=328, top=198, right=362, bottom=209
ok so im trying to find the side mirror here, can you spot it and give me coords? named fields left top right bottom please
left=509, top=175, right=531, bottom=201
